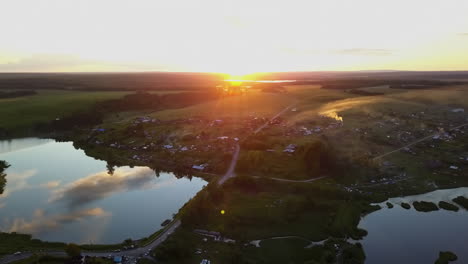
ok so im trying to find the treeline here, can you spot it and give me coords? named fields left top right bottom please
left=0, top=90, right=36, bottom=98
left=0, top=232, right=65, bottom=256
left=0, top=72, right=223, bottom=91
left=321, top=79, right=466, bottom=90
left=345, top=89, right=384, bottom=96
left=237, top=135, right=338, bottom=178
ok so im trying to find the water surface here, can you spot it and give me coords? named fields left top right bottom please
left=0, top=138, right=206, bottom=244
left=359, top=188, right=468, bottom=264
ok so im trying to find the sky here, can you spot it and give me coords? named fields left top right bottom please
left=1, top=0, right=468, bottom=73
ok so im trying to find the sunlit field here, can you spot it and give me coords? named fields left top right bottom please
left=0, top=90, right=129, bottom=134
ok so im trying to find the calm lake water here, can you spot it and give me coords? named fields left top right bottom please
left=0, top=138, right=206, bottom=244
left=359, top=187, right=468, bottom=264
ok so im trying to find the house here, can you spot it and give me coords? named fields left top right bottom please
left=192, top=164, right=206, bottom=171
left=283, top=144, right=297, bottom=153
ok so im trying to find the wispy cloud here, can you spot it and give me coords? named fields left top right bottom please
left=332, top=48, right=394, bottom=56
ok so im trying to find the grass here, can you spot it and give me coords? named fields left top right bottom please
left=438, top=201, right=459, bottom=212
left=0, top=90, right=128, bottom=135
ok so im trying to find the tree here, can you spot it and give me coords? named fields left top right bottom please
left=106, top=162, right=115, bottom=175
left=65, top=243, right=81, bottom=257
left=0, top=160, right=10, bottom=195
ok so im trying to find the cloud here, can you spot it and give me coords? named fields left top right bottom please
left=49, top=167, right=173, bottom=208
left=0, top=53, right=173, bottom=72
left=0, top=54, right=91, bottom=72
left=459, top=33, right=468, bottom=36
left=0, top=169, right=37, bottom=199
left=332, top=48, right=394, bottom=56
left=40, top=181, right=61, bottom=189
left=5, top=207, right=110, bottom=235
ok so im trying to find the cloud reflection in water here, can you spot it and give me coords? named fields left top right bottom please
left=49, top=167, right=175, bottom=208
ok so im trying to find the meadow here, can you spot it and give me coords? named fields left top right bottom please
left=0, top=90, right=129, bottom=136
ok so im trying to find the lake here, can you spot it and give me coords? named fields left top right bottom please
left=358, top=187, right=468, bottom=264
left=0, top=138, right=206, bottom=244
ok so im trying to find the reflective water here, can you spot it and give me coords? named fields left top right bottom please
left=0, top=138, right=206, bottom=244
left=359, top=188, right=468, bottom=264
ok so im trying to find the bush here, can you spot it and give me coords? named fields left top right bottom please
left=435, top=251, right=457, bottom=264
left=400, top=203, right=411, bottom=209
left=413, top=201, right=439, bottom=212
left=65, top=243, right=81, bottom=257
left=452, top=196, right=468, bottom=210
left=300, top=139, right=333, bottom=177
left=438, top=201, right=459, bottom=212
left=342, top=243, right=366, bottom=264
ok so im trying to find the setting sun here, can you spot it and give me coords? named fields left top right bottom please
left=0, top=0, right=467, bottom=72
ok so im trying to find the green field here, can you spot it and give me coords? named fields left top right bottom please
left=0, top=90, right=129, bottom=136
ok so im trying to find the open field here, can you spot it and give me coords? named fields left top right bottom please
left=0, top=90, right=129, bottom=136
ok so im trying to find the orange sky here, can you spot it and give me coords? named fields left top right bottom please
left=1, top=0, right=468, bottom=73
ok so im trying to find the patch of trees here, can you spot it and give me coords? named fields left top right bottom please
left=300, top=139, right=334, bottom=177
left=435, top=251, right=458, bottom=264
left=346, top=89, right=384, bottom=96
left=240, top=135, right=270, bottom=151
left=38, top=91, right=219, bottom=133
left=236, top=151, right=266, bottom=174
left=342, top=243, right=366, bottom=264
left=452, top=196, right=468, bottom=210
left=0, top=72, right=223, bottom=91
left=320, top=79, right=465, bottom=90
left=438, top=201, right=459, bottom=212
left=65, top=243, right=82, bottom=257
left=0, top=232, right=65, bottom=256
left=0, top=160, right=9, bottom=194
left=412, top=201, right=439, bottom=212
left=152, top=231, right=195, bottom=261
left=0, top=90, right=36, bottom=98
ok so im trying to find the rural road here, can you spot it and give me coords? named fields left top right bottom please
left=254, top=103, right=297, bottom=134
left=218, top=102, right=298, bottom=185
left=218, top=143, right=240, bottom=185
left=0, top=220, right=181, bottom=264
left=373, top=122, right=468, bottom=160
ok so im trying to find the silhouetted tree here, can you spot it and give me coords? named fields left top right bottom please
left=65, top=243, right=81, bottom=257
